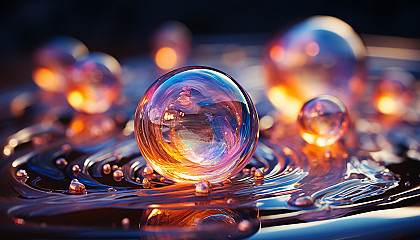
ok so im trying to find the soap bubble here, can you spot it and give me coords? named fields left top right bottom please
left=66, top=52, right=122, bottom=114
left=372, top=67, right=415, bottom=116
left=298, top=95, right=349, bottom=147
left=152, top=21, right=191, bottom=70
left=33, top=36, right=88, bottom=92
left=135, top=66, right=259, bottom=183
left=264, top=16, right=366, bottom=120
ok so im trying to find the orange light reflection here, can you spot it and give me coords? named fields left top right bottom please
left=155, top=47, right=178, bottom=70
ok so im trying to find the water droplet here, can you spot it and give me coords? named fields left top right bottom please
left=136, top=177, right=141, bottom=183
left=72, top=164, right=80, bottom=174
left=238, top=220, right=252, bottom=231
left=121, top=217, right=130, bottom=229
left=298, top=95, right=349, bottom=147
left=16, top=169, right=27, bottom=178
left=134, top=66, right=259, bottom=183
left=143, top=166, right=154, bottom=176
left=102, top=164, right=111, bottom=175
left=142, top=178, right=151, bottom=188
left=195, top=181, right=211, bottom=195
left=61, top=144, right=72, bottom=152
left=254, top=168, right=264, bottom=180
left=290, top=196, right=314, bottom=207
left=68, top=179, right=86, bottom=194
left=405, top=181, right=410, bottom=187
left=113, top=170, right=123, bottom=182
left=107, top=188, right=116, bottom=192
left=55, top=158, right=68, bottom=169
left=325, top=150, right=332, bottom=159
left=227, top=198, right=235, bottom=204
left=112, top=165, right=121, bottom=171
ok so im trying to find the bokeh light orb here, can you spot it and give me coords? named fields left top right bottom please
left=372, top=67, right=415, bottom=116
left=135, top=66, right=259, bottom=183
left=152, top=21, right=192, bottom=70
left=264, top=16, right=366, bottom=120
left=66, top=52, right=122, bottom=114
left=33, top=36, right=88, bottom=92
left=298, top=95, right=349, bottom=147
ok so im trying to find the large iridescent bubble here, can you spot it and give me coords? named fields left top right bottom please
left=135, top=66, right=259, bottom=183
left=264, top=16, right=367, bottom=120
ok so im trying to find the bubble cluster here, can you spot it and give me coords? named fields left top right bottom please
left=66, top=52, right=122, bottom=114
left=298, top=95, right=349, bottom=147
left=33, top=36, right=88, bottom=92
left=135, top=66, right=259, bottom=183
left=264, top=16, right=366, bottom=119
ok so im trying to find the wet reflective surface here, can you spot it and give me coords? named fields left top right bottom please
left=1, top=33, right=420, bottom=239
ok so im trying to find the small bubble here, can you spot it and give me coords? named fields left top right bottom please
left=103, top=164, right=111, bottom=175
left=143, top=166, right=154, bottom=176
left=68, top=179, right=86, bottom=194
left=242, top=168, right=250, bottom=174
left=223, top=179, right=232, bottom=185
left=113, top=170, right=123, bottom=182
left=250, top=167, right=257, bottom=172
left=298, top=95, right=349, bottom=147
left=405, top=181, right=410, bottom=187
left=254, top=168, right=264, bottom=180
left=112, top=165, right=120, bottom=171
left=16, top=169, right=28, bottom=178
left=195, top=181, right=211, bottom=195
left=55, top=158, right=68, bottom=169
left=108, top=188, right=116, bottom=192
left=325, top=151, right=332, bottom=159
left=290, top=196, right=314, bottom=207
left=238, top=220, right=252, bottom=231
left=142, top=178, right=151, bottom=188
left=61, top=144, right=72, bottom=152
left=14, top=218, right=25, bottom=225
left=159, top=177, right=166, bottom=182
left=136, top=177, right=141, bottom=183
left=227, top=198, right=235, bottom=204
left=121, top=218, right=130, bottom=229
left=72, top=165, right=81, bottom=173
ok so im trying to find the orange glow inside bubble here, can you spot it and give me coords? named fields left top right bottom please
left=155, top=47, right=178, bottom=70
left=67, top=91, right=85, bottom=109
left=270, top=46, right=284, bottom=62
left=33, top=68, right=65, bottom=92
left=305, top=42, right=320, bottom=57
left=377, top=96, right=397, bottom=115
left=268, top=86, right=304, bottom=121
left=70, top=119, right=85, bottom=133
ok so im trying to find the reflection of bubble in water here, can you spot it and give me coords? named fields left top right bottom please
left=298, top=95, right=349, bottom=147
left=135, top=66, right=259, bottom=183
left=264, top=16, right=366, bottom=119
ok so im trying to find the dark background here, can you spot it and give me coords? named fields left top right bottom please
left=1, top=0, right=420, bottom=88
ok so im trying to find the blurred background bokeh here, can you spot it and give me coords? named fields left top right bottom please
left=1, top=0, right=420, bottom=89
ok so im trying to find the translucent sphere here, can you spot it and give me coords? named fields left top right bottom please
left=297, top=95, right=349, bottom=147
left=33, top=36, right=88, bottom=92
left=66, top=52, right=122, bottom=114
left=152, top=21, right=192, bottom=70
left=372, top=67, right=415, bottom=116
left=135, top=66, right=259, bottom=183
left=264, top=16, right=366, bottom=120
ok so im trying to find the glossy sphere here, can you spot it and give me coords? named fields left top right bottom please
left=372, top=67, right=415, bottom=116
left=264, top=16, right=366, bottom=120
left=135, top=66, right=259, bottom=183
left=152, top=21, right=191, bottom=70
left=33, top=36, right=88, bottom=92
left=66, top=52, right=122, bottom=114
left=298, top=95, right=349, bottom=147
